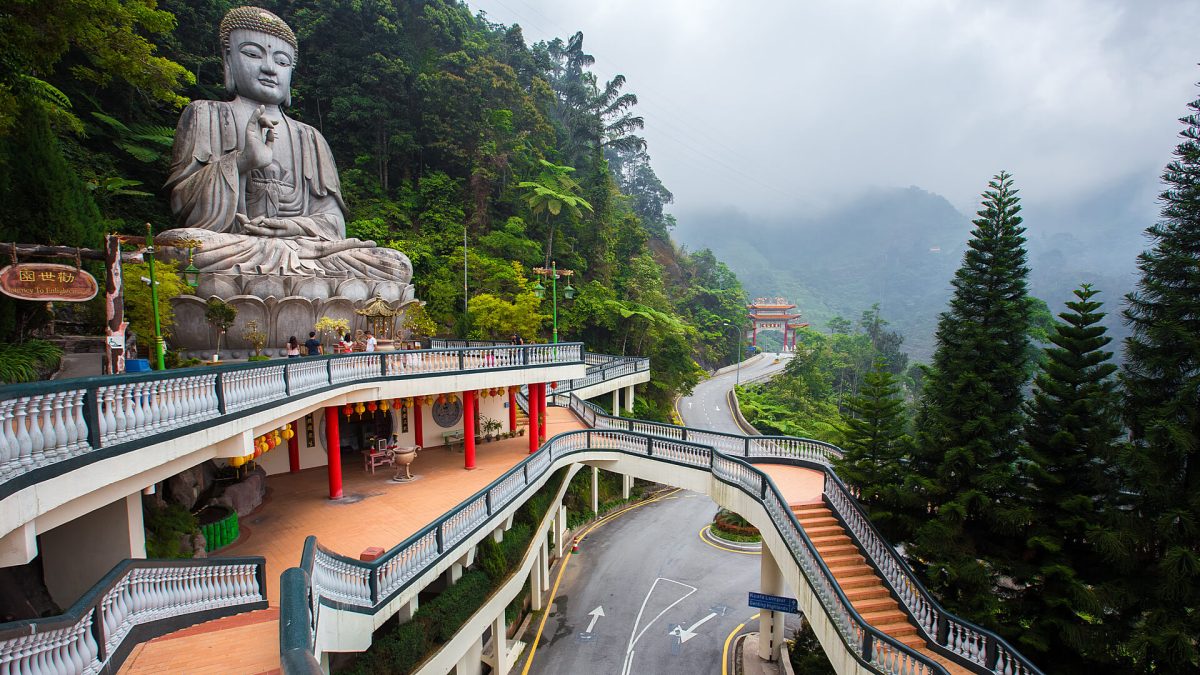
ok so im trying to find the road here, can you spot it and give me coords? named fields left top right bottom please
left=677, top=352, right=792, bottom=432
left=524, top=354, right=794, bottom=674
left=525, top=490, right=760, bottom=675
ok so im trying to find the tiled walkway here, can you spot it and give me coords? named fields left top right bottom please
left=119, top=407, right=583, bottom=674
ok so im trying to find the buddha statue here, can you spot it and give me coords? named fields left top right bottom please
left=159, top=6, right=412, bottom=302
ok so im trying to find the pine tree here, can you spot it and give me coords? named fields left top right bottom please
left=1119, top=82, right=1200, bottom=675
left=1014, top=285, right=1124, bottom=673
left=835, top=359, right=923, bottom=542
left=909, top=171, right=1032, bottom=625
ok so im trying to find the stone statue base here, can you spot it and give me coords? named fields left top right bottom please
left=169, top=272, right=417, bottom=359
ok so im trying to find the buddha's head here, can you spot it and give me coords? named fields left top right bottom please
left=219, top=6, right=298, bottom=107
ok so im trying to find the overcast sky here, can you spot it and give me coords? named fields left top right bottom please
left=468, top=0, right=1200, bottom=226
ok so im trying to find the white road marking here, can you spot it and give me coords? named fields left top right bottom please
left=585, top=605, right=605, bottom=634
left=622, top=578, right=697, bottom=675
left=670, top=611, right=718, bottom=643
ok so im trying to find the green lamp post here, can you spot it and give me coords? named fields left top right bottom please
left=144, top=223, right=166, bottom=371
left=532, top=262, right=574, bottom=343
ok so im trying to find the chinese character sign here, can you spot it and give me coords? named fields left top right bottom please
left=0, top=263, right=99, bottom=302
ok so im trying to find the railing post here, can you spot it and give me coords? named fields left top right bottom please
left=521, top=346, right=527, bottom=365
left=861, top=632, right=874, bottom=660
left=380, top=353, right=387, bottom=377
left=586, top=431, right=591, bottom=448
left=682, top=428, right=688, bottom=441
left=215, top=372, right=227, bottom=414
left=458, top=349, right=465, bottom=370
left=485, top=490, right=492, bottom=516
left=282, top=364, right=291, bottom=396
left=744, top=437, right=750, bottom=457
left=83, top=388, right=102, bottom=449
left=436, top=523, right=444, bottom=554
left=646, top=436, right=653, bottom=456
left=92, top=603, right=107, bottom=662
left=368, top=567, right=379, bottom=605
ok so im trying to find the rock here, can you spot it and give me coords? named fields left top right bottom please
left=179, top=531, right=208, bottom=559
left=165, top=462, right=216, bottom=510
left=214, top=467, right=266, bottom=517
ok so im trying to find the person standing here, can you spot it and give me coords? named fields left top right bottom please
left=304, top=331, right=322, bottom=356
left=286, top=336, right=301, bottom=358
left=365, top=331, right=377, bottom=352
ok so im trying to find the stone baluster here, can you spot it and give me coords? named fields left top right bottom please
left=0, top=400, right=15, bottom=477
left=13, top=398, right=34, bottom=471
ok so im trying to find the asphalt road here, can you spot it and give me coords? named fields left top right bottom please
left=677, top=353, right=792, bottom=433
left=523, top=355, right=795, bottom=675
left=525, top=490, right=761, bottom=675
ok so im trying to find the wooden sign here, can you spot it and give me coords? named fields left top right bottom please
left=0, top=263, right=98, bottom=302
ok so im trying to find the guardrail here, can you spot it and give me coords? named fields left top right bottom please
left=0, top=557, right=267, bottom=675
left=0, top=344, right=583, bottom=503
left=553, top=356, right=649, bottom=394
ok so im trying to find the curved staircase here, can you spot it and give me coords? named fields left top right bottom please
left=794, top=502, right=970, bottom=675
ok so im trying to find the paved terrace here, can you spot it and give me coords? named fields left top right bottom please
left=120, top=407, right=584, bottom=674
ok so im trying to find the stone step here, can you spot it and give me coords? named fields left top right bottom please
left=809, top=533, right=853, bottom=546
left=802, top=524, right=844, bottom=537
left=872, top=618, right=920, bottom=639
left=813, top=542, right=858, bottom=557
left=918, top=649, right=974, bottom=675
left=844, top=585, right=891, bottom=602
left=851, top=596, right=900, bottom=614
left=797, top=515, right=840, bottom=527
left=822, top=553, right=865, bottom=567
left=836, top=573, right=882, bottom=590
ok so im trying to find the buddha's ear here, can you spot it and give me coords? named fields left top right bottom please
left=223, top=56, right=236, bottom=96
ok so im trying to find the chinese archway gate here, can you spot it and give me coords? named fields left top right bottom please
left=747, top=297, right=808, bottom=352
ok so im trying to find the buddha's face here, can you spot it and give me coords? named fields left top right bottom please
left=225, top=28, right=295, bottom=106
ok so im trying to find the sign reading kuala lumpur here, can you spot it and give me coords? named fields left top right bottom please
left=0, top=263, right=99, bottom=302
left=748, top=591, right=799, bottom=613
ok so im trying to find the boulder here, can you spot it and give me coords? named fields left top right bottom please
left=179, top=531, right=208, bottom=559
left=214, top=468, right=266, bottom=517
left=165, top=462, right=216, bottom=510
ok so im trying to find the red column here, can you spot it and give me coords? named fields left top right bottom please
left=287, top=420, right=300, bottom=473
left=752, top=322, right=758, bottom=346
left=463, top=390, right=476, bottom=470
left=538, top=383, right=548, bottom=443
left=528, top=386, right=539, bottom=454
left=414, top=398, right=424, bottom=447
left=324, top=407, right=343, bottom=500
left=507, top=387, right=517, bottom=432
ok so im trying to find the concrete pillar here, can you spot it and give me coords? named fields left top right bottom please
left=287, top=418, right=300, bottom=473
left=624, top=385, right=634, bottom=413
left=622, top=473, right=633, bottom=500
left=414, top=398, right=424, bottom=447
left=447, top=561, right=463, bottom=585
left=491, top=612, right=507, bottom=672
left=758, top=545, right=786, bottom=662
left=455, top=634, right=483, bottom=675
left=612, top=388, right=620, bottom=417
left=325, top=406, right=343, bottom=500
left=398, top=595, right=419, bottom=623
left=0, top=523, right=37, bottom=567
left=41, top=493, right=145, bottom=608
left=529, top=562, right=543, bottom=611
left=463, top=390, right=477, bottom=470
left=555, top=505, right=567, bottom=558
left=507, top=387, right=517, bottom=432
left=492, top=526, right=505, bottom=543
left=528, top=385, right=540, bottom=454
left=539, top=536, right=550, bottom=592
left=591, top=466, right=599, bottom=514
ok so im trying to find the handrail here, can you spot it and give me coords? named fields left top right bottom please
left=0, top=343, right=584, bottom=504
left=0, top=556, right=267, bottom=674
left=553, top=356, right=650, bottom=394
left=559, top=392, right=1042, bottom=675
left=279, top=411, right=952, bottom=674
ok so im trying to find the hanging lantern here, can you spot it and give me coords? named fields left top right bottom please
left=551, top=381, right=559, bottom=390
left=273, top=432, right=282, bottom=446
left=394, top=398, right=403, bottom=409
left=380, top=399, right=391, bottom=412
left=479, top=389, right=488, bottom=399
left=230, top=456, right=245, bottom=468
left=425, top=395, right=434, bottom=406
left=437, top=394, right=445, bottom=405
left=282, top=426, right=295, bottom=441
left=343, top=404, right=353, bottom=419
left=367, top=401, right=378, bottom=413
left=449, top=393, right=458, bottom=404
left=355, top=402, right=366, bottom=417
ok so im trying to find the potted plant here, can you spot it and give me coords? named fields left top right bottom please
left=204, top=298, right=237, bottom=361
left=480, top=417, right=502, bottom=442
left=243, top=320, right=269, bottom=360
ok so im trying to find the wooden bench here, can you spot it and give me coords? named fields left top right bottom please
left=442, top=430, right=465, bottom=451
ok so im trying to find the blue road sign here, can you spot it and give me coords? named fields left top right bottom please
left=748, top=591, right=798, bottom=614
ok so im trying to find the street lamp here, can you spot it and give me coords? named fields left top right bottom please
left=532, top=262, right=574, bottom=343
left=144, top=223, right=166, bottom=371
left=722, top=321, right=744, bottom=387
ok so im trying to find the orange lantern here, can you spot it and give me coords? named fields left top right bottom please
left=230, top=456, right=245, bottom=468
left=425, top=395, right=434, bottom=406
left=354, top=402, right=366, bottom=417
left=393, top=398, right=403, bottom=409
left=449, top=393, right=458, bottom=404
left=379, top=399, right=391, bottom=412
left=479, top=389, right=488, bottom=399
left=437, top=394, right=445, bottom=405
left=367, top=401, right=378, bottom=413
left=282, top=426, right=295, bottom=441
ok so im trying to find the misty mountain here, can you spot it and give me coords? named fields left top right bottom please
left=677, top=185, right=1145, bottom=362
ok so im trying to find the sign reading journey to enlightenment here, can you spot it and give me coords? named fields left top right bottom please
left=0, top=264, right=99, bottom=302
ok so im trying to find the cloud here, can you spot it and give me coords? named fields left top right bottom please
left=469, top=0, right=1200, bottom=224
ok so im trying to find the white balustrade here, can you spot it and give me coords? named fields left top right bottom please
left=0, top=389, right=91, bottom=479
left=375, top=530, right=440, bottom=600
left=287, top=360, right=328, bottom=394
left=489, top=470, right=526, bottom=512
left=441, top=497, right=488, bottom=550
left=329, top=355, right=378, bottom=384
left=311, top=551, right=372, bottom=607
left=223, top=366, right=286, bottom=413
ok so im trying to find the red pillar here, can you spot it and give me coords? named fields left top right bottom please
left=528, top=386, right=539, bottom=454
left=507, top=387, right=517, bottom=432
left=324, top=407, right=343, bottom=500
left=752, top=322, right=758, bottom=346
left=538, top=383, right=548, bottom=443
left=463, top=390, right=476, bottom=470
left=287, top=420, right=300, bottom=473
left=413, top=398, right=424, bottom=447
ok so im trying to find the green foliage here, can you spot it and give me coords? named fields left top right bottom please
left=123, top=260, right=187, bottom=344
left=910, top=171, right=1032, bottom=627
left=467, top=292, right=546, bottom=341
left=0, top=340, right=64, bottom=384
left=788, top=620, right=836, bottom=674
left=1117, top=81, right=1200, bottom=675
left=143, top=501, right=198, bottom=559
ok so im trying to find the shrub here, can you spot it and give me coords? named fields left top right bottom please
left=144, top=501, right=198, bottom=558
left=0, top=339, right=62, bottom=383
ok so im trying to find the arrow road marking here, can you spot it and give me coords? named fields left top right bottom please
left=622, top=578, right=697, bottom=675
left=669, top=612, right=718, bottom=643
left=585, top=606, right=604, bottom=634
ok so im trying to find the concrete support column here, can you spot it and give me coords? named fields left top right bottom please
left=555, top=505, right=567, bottom=558
left=287, top=418, right=300, bottom=473
left=612, top=388, right=620, bottom=417
left=397, top=595, right=419, bottom=623
left=537, top=383, right=548, bottom=442
left=528, top=385, right=540, bottom=454
left=414, top=398, right=424, bottom=447
left=324, top=406, right=343, bottom=500
left=463, top=389, right=477, bottom=470
left=591, top=466, right=599, bottom=514
left=447, top=561, right=464, bottom=585
left=455, top=634, right=483, bottom=675
left=624, top=385, right=634, bottom=413
left=540, top=536, right=550, bottom=592
left=758, top=545, right=786, bottom=662
left=492, top=612, right=507, bottom=672
left=529, top=561, right=543, bottom=611
left=622, top=473, right=633, bottom=500
left=507, top=387, right=517, bottom=432
left=41, top=493, right=145, bottom=608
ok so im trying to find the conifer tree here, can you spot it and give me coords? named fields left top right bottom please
left=1119, top=83, right=1200, bottom=674
left=910, top=171, right=1032, bottom=624
left=1015, top=284, right=1124, bottom=673
left=835, top=359, right=923, bottom=542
